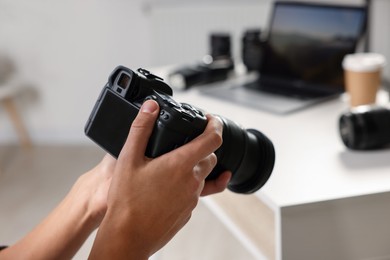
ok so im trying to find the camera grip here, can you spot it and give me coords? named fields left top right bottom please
left=146, top=117, right=204, bottom=158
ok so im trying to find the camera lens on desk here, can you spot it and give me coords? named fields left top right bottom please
left=339, top=105, right=390, bottom=150
left=242, top=29, right=264, bottom=71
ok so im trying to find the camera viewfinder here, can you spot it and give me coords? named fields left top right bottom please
left=117, top=72, right=131, bottom=90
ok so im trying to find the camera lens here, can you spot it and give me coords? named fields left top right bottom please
left=242, top=29, right=263, bottom=71
left=207, top=117, right=275, bottom=194
left=339, top=106, right=390, bottom=150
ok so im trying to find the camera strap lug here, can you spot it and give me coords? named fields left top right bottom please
left=137, top=68, right=163, bottom=81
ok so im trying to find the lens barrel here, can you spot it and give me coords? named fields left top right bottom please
left=207, top=117, right=275, bottom=194
left=242, top=29, right=264, bottom=71
left=339, top=106, right=390, bottom=150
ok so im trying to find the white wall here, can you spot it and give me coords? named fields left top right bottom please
left=148, top=0, right=389, bottom=78
left=371, top=0, right=390, bottom=81
left=148, top=0, right=370, bottom=66
left=0, top=0, right=389, bottom=144
left=0, top=0, right=151, bottom=144
left=148, top=1, right=272, bottom=66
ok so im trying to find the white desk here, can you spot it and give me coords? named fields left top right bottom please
left=156, top=67, right=390, bottom=260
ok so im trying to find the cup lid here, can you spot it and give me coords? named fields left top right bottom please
left=342, top=53, right=386, bottom=72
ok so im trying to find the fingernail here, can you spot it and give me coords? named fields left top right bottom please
left=141, top=100, right=158, bottom=114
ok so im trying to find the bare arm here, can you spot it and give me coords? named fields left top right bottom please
left=0, top=154, right=116, bottom=260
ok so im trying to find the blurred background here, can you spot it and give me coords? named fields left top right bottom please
left=0, top=0, right=388, bottom=144
left=0, top=0, right=390, bottom=259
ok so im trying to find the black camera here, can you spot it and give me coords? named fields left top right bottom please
left=169, top=33, right=234, bottom=90
left=339, top=105, right=390, bottom=150
left=85, top=66, right=275, bottom=194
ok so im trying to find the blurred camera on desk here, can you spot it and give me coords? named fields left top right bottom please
left=168, top=33, right=234, bottom=90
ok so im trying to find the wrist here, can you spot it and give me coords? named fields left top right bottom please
left=90, top=208, right=150, bottom=260
left=3, top=188, right=101, bottom=260
left=69, top=167, right=112, bottom=229
left=60, top=190, right=99, bottom=233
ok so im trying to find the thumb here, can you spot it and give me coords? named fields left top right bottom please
left=118, top=100, right=159, bottom=163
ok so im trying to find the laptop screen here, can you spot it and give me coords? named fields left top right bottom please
left=260, top=1, right=367, bottom=94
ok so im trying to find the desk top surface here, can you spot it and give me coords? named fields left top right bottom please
left=156, top=67, right=390, bottom=208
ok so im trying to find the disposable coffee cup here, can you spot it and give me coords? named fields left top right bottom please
left=342, top=53, right=386, bottom=107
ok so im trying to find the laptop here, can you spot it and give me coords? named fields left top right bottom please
left=201, top=1, right=367, bottom=114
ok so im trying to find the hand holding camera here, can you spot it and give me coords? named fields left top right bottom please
left=85, top=66, right=275, bottom=194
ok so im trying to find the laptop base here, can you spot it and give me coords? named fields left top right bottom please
left=200, top=80, right=340, bottom=115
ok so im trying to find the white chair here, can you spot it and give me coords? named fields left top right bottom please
left=0, top=54, right=32, bottom=149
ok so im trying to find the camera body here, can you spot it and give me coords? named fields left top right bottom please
left=339, top=105, right=390, bottom=150
left=85, top=66, right=207, bottom=158
left=85, top=65, right=275, bottom=194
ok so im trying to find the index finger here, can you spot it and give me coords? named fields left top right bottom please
left=170, top=115, right=223, bottom=167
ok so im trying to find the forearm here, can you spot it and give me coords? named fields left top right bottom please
left=0, top=186, right=98, bottom=259
left=88, top=209, right=149, bottom=260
